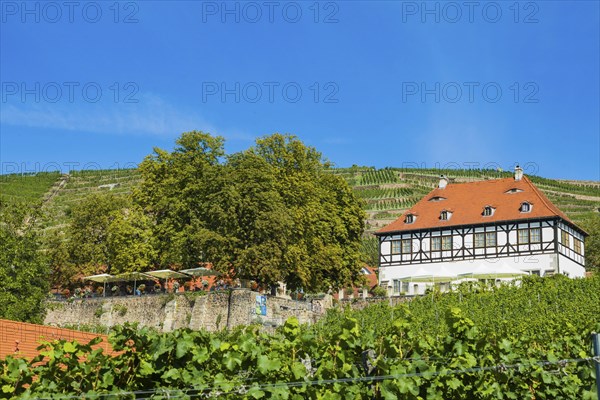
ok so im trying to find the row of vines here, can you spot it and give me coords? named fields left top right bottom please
left=2, top=275, right=599, bottom=399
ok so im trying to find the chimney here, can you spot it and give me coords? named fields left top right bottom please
left=514, top=165, right=523, bottom=181
left=438, top=175, right=449, bottom=189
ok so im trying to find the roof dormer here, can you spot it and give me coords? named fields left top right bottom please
left=482, top=205, right=495, bottom=217
left=429, top=196, right=447, bottom=202
left=520, top=201, right=532, bottom=213
left=405, top=213, right=416, bottom=224
left=505, top=188, right=524, bottom=194
left=440, top=210, right=452, bottom=221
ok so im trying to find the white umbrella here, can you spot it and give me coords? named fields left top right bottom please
left=114, top=272, right=154, bottom=294
left=146, top=269, right=190, bottom=293
left=458, top=262, right=527, bottom=280
left=83, top=273, right=118, bottom=297
left=146, top=269, right=189, bottom=279
left=396, top=266, right=457, bottom=296
left=397, top=266, right=457, bottom=282
left=179, top=267, right=220, bottom=277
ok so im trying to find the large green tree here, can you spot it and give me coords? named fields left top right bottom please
left=134, top=131, right=225, bottom=268
left=107, top=206, right=157, bottom=274
left=44, top=230, right=77, bottom=289
left=0, top=201, right=50, bottom=323
left=137, top=132, right=365, bottom=291
left=67, top=192, right=130, bottom=275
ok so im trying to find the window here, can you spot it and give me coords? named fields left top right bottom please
left=402, top=281, right=409, bottom=293
left=431, top=237, right=441, bottom=251
left=486, top=232, right=497, bottom=247
left=530, top=228, right=541, bottom=243
left=474, top=233, right=485, bottom=248
left=392, top=239, right=411, bottom=254
left=401, top=239, right=412, bottom=254
left=391, top=240, right=401, bottom=254
left=393, top=280, right=402, bottom=295
left=440, top=211, right=448, bottom=220
left=483, top=206, right=494, bottom=216
left=574, top=239, right=582, bottom=254
left=429, top=196, right=447, bottom=202
left=560, top=230, right=569, bottom=246
left=405, top=214, right=415, bottom=224
left=442, top=236, right=452, bottom=250
left=519, top=228, right=541, bottom=244
left=520, top=202, right=531, bottom=213
left=518, top=229, right=529, bottom=244
left=475, top=232, right=496, bottom=248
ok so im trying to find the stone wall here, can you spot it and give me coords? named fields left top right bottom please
left=44, top=289, right=332, bottom=332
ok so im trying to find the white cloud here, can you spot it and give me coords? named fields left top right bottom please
left=0, top=93, right=236, bottom=139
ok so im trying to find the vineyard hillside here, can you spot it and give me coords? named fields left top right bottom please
left=2, top=166, right=598, bottom=242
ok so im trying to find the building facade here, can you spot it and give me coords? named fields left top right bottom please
left=375, top=167, right=587, bottom=295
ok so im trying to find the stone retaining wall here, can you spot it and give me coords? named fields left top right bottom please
left=44, top=289, right=332, bottom=332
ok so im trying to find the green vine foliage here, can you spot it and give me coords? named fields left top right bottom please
left=2, top=275, right=599, bottom=399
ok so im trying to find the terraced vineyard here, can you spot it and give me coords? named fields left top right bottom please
left=1, top=167, right=598, bottom=237
left=0, top=172, right=61, bottom=204
left=35, top=169, right=141, bottom=234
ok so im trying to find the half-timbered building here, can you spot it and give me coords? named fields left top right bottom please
left=375, top=167, right=587, bottom=295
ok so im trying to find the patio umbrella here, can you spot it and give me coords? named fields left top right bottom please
left=397, top=266, right=457, bottom=283
left=83, top=273, right=118, bottom=297
left=458, top=262, right=527, bottom=280
left=146, top=269, right=190, bottom=293
left=114, top=272, right=154, bottom=294
left=179, top=267, right=220, bottom=277
left=396, top=266, right=457, bottom=296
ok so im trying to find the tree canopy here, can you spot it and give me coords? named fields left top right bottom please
left=134, top=131, right=366, bottom=291
left=67, top=192, right=131, bottom=276
left=0, top=200, right=49, bottom=323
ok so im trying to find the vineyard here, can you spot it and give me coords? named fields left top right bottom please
left=2, top=275, right=599, bottom=398
left=0, top=172, right=60, bottom=204
left=1, top=166, right=598, bottom=243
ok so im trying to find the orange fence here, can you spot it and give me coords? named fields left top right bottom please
left=0, top=319, right=113, bottom=360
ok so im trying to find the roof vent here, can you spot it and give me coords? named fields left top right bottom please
left=514, top=165, right=523, bottom=181
left=438, top=175, right=449, bottom=189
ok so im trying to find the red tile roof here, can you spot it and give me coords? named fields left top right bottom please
left=0, top=319, right=113, bottom=360
left=377, top=176, right=583, bottom=234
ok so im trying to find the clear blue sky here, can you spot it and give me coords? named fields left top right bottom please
left=1, top=1, right=599, bottom=180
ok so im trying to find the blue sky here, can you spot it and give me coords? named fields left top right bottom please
left=1, top=1, right=599, bottom=180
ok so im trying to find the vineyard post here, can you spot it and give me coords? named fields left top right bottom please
left=593, top=332, right=600, bottom=399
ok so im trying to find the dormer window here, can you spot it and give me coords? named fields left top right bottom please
left=482, top=206, right=495, bottom=217
left=505, top=188, right=524, bottom=194
left=520, top=202, right=532, bottom=213
left=440, top=210, right=452, bottom=221
left=405, top=214, right=415, bottom=224
left=429, top=196, right=447, bottom=202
